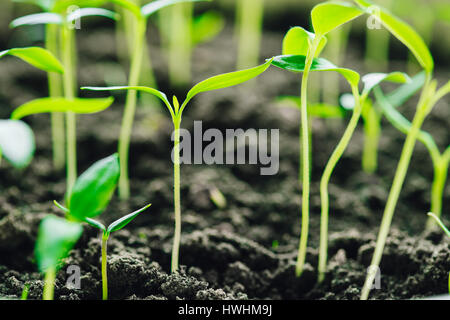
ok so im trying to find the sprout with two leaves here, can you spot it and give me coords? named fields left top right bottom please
left=82, top=59, right=272, bottom=273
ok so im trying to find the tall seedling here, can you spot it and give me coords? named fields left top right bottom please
left=83, top=59, right=272, bottom=272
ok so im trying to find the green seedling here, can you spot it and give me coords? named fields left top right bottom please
left=0, top=46, right=63, bottom=169
left=21, top=283, right=30, bottom=300
left=97, top=0, right=211, bottom=201
left=235, top=0, right=264, bottom=70
left=351, top=0, right=450, bottom=300
left=427, top=212, right=450, bottom=294
left=270, top=1, right=364, bottom=277
left=12, top=1, right=119, bottom=171
left=11, top=2, right=119, bottom=196
left=35, top=215, right=83, bottom=300
left=374, top=75, right=449, bottom=229
left=83, top=204, right=151, bottom=300
left=82, top=58, right=272, bottom=272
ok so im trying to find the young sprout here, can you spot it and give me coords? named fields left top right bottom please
left=35, top=215, right=83, bottom=300
left=427, top=212, right=450, bottom=294
left=84, top=204, right=151, bottom=300
left=270, top=1, right=364, bottom=277
left=351, top=0, right=450, bottom=300
left=102, top=0, right=211, bottom=200
left=11, top=2, right=119, bottom=172
left=374, top=74, right=449, bottom=230
left=82, top=59, right=272, bottom=272
left=21, top=283, right=30, bottom=300
left=235, top=0, right=264, bottom=70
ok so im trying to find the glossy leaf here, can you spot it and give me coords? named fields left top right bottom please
left=69, top=154, right=120, bottom=220
left=11, top=97, right=114, bottom=120
left=0, top=120, right=35, bottom=169
left=10, top=13, right=61, bottom=27
left=282, top=26, right=327, bottom=57
left=354, top=0, right=434, bottom=72
left=362, top=72, right=411, bottom=96
left=107, top=204, right=151, bottom=234
left=192, top=11, right=225, bottom=45
left=142, top=0, right=211, bottom=18
left=0, top=47, right=63, bottom=73
left=276, top=96, right=347, bottom=118
left=272, top=55, right=360, bottom=87
left=35, top=215, right=83, bottom=273
left=184, top=58, right=273, bottom=107
left=84, top=218, right=106, bottom=232
left=312, top=1, right=363, bottom=36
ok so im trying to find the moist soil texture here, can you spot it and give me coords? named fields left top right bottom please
left=0, top=19, right=449, bottom=300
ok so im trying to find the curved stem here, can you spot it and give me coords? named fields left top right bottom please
left=171, top=116, right=181, bottom=273
left=101, top=233, right=109, bottom=300
left=318, top=86, right=362, bottom=283
left=43, top=267, right=56, bottom=300
left=118, top=18, right=146, bottom=200
left=426, top=159, right=449, bottom=229
left=360, top=74, right=433, bottom=300
left=295, top=38, right=319, bottom=277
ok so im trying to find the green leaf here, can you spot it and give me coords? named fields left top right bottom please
left=82, top=86, right=174, bottom=118
left=362, top=72, right=411, bottom=96
left=272, top=55, right=360, bottom=87
left=184, top=58, right=273, bottom=107
left=192, top=11, right=225, bottom=45
left=10, top=13, right=62, bottom=27
left=353, top=0, right=434, bottom=72
left=282, top=26, right=327, bottom=57
left=275, top=96, right=347, bottom=118
left=384, top=72, right=426, bottom=108
left=141, top=0, right=211, bottom=18
left=35, top=215, right=83, bottom=273
left=0, top=120, right=35, bottom=169
left=11, top=97, right=114, bottom=120
left=0, top=47, right=63, bottom=73
left=312, top=1, right=363, bottom=36
left=107, top=204, right=151, bottom=234
left=68, top=154, right=120, bottom=220
left=84, top=218, right=106, bottom=232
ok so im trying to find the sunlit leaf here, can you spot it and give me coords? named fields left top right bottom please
left=354, top=0, right=434, bottom=72
left=272, top=55, right=360, bottom=87
left=84, top=218, right=106, bottom=232
left=69, top=154, right=120, bottom=220
left=107, top=204, right=151, bottom=233
left=312, top=1, right=363, bottom=36
left=141, top=0, right=211, bottom=18
left=0, top=47, right=63, bottom=73
left=35, top=215, right=83, bottom=273
left=0, top=120, right=35, bottom=169
left=362, top=72, right=411, bottom=96
left=10, top=13, right=62, bottom=27
left=282, top=26, right=327, bottom=57
left=11, top=97, right=114, bottom=120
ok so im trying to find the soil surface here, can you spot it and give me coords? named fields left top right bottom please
left=0, top=16, right=449, bottom=300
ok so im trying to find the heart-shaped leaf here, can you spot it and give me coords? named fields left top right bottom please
left=68, top=154, right=120, bottom=220
left=312, top=1, right=363, bottom=36
left=0, top=47, right=63, bottom=73
left=0, top=120, right=35, bottom=169
left=282, top=26, right=327, bottom=57
left=354, top=0, right=434, bottom=72
left=141, top=0, right=211, bottom=18
left=272, top=55, right=360, bottom=87
left=11, top=97, right=114, bottom=120
left=107, top=204, right=151, bottom=234
left=35, top=215, right=83, bottom=273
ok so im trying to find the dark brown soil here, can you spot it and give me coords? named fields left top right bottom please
left=0, top=18, right=449, bottom=300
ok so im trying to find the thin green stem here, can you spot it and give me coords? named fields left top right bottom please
left=295, top=38, right=319, bottom=277
left=426, top=160, right=449, bottom=229
left=362, top=102, right=381, bottom=173
left=171, top=116, right=181, bottom=273
left=101, top=233, right=109, bottom=300
left=61, top=22, right=77, bottom=197
left=318, top=86, right=362, bottom=283
left=43, top=267, right=56, bottom=300
left=118, top=17, right=146, bottom=200
left=46, top=23, right=65, bottom=170
left=360, top=74, right=433, bottom=300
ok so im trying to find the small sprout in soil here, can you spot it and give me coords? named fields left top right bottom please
left=21, top=283, right=30, bottom=301
left=35, top=215, right=83, bottom=300
left=82, top=58, right=272, bottom=272
left=209, top=187, right=227, bottom=209
left=84, top=204, right=151, bottom=300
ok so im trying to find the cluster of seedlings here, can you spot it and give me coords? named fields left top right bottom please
left=0, top=0, right=448, bottom=300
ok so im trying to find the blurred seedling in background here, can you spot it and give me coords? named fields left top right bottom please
left=82, top=58, right=273, bottom=273
left=0, top=46, right=64, bottom=169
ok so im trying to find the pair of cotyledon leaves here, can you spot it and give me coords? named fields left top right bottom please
left=37, top=154, right=151, bottom=273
